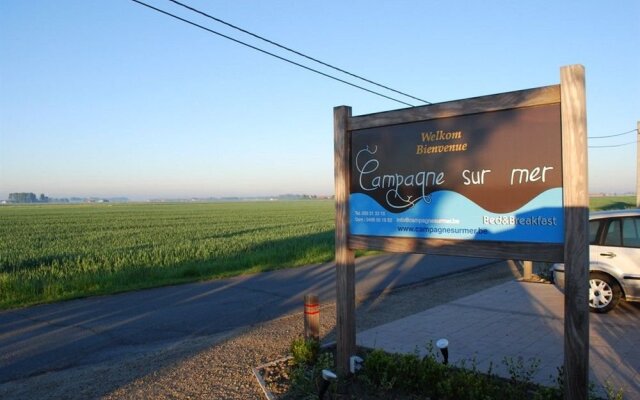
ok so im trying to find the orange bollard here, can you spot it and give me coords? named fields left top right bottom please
left=304, top=294, right=320, bottom=341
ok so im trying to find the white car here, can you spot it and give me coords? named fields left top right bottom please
left=552, top=209, right=640, bottom=313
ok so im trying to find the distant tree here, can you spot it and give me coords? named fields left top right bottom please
left=8, top=192, right=38, bottom=203
left=39, top=193, right=49, bottom=203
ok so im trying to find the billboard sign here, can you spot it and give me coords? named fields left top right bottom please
left=349, top=103, right=563, bottom=243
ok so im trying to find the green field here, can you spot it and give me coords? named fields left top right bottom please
left=589, top=195, right=636, bottom=211
left=0, top=201, right=335, bottom=309
left=1, top=195, right=637, bottom=310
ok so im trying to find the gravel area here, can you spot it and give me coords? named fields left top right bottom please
left=0, top=260, right=523, bottom=399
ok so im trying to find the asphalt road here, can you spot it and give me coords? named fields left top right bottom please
left=0, top=253, right=497, bottom=384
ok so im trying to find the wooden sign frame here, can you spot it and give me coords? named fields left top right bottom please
left=334, top=65, right=589, bottom=399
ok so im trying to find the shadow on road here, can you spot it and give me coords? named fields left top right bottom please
left=0, top=232, right=496, bottom=399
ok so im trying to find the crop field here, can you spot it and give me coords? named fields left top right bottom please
left=0, top=201, right=335, bottom=309
left=589, top=195, right=635, bottom=211
left=1, top=195, right=636, bottom=310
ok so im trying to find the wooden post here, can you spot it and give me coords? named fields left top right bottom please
left=304, top=294, right=320, bottom=341
left=636, top=121, right=639, bottom=208
left=560, top=64, right=590, bottom=400
left=334, top=106, right=356, bottom=381
left=522, top=260, right=533, bottom=280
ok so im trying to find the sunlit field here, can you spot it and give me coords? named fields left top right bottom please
left=589, top=195, right=635, bottom=211
left=1, top=195, right=636, bottom=309
left=0, top=201, right=334, bottom=309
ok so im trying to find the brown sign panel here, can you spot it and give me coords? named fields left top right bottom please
left=349, top=103, right=563, bottom=243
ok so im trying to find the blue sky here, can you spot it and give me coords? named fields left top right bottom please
left=1, top=0, right=638, bottom=200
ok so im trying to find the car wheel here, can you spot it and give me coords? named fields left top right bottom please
left=589, top=272, right=622, bottom=313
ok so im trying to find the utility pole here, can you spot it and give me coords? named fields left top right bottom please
left=637, top=121, right=639, bottom=208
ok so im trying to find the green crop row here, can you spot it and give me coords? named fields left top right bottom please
left=1, top=195, right=634, bottom=310
left=0, top=201, right=335, bottom=309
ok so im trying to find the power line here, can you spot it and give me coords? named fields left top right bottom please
left=589, top=140, right=637, bottom=148
left=130, top=0, right=417, bottom=107
left=589, top=128, right=638, bottom=139
left=168, top=0, right=431, bottom=105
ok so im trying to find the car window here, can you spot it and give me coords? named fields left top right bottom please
left=589, top=220, right=601, bottom=244
left=603, top=219, right=621, bottom=246
left=622, top=217, right=640, bottom=248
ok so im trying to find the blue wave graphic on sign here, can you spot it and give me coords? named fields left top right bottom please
left=350, top=188, right=564, bottom=243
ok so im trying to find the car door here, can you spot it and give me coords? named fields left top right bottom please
left=619, top=216, right=640, bottom=300
left=595, top=216, right=640, bottom=300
